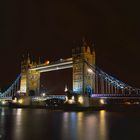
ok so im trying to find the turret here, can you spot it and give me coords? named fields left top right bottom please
left=72, top=39, right=96, bottom=95
left=27, top=53, right=31, bottom=65
left=20, top=53, right=40, bottom=96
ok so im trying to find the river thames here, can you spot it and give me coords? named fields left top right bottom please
left=0, top=107, right=140, bottom=140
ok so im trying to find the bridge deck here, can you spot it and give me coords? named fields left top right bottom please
left=30, top=58, right=73, bottom=72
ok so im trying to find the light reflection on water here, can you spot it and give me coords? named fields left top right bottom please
left=61, top=111, right=107, bottom=140
left=0, top=108, right=140, bottom=140
left=99, top=110, right=108, bottom=140
left=12, top=109, right=23, bottom=140
left=1, top=108, right=5, bottom=116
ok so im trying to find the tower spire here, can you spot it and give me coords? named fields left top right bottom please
left=64, top=85, right=68, bottom=92
left=27, top=53, right=31, bottom=64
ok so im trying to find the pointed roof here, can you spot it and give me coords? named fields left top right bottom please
left=87, top=46, right=91, bottom=54
left=27, top=53, right=31, bottom=64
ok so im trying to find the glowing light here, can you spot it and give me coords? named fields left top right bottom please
left=64, top=85, right=68, bottom=92
left=18, top=99, right=23, bottom=104
left=65, top=96, right=68, bottom=102
left=45, top=60, right=50, bottom=65
left=12, top=98, right=17, bottom=103
left=100, top=99, right=105, bottom=104
left=17, top=90, right=21, bottom=93
left=42, top=93, right=46, bottom=97
left=78, top=96, right=84, bottom=104
left=120, top=86, right=124, bottom=89
left=67, top=96, right=75, bottom=104
left=87, top=68, right=93, bottom=73
left=68, top=99, right=74, bottom=104
left=72, top=96, right=75, bottom=100
left=2, top=101, right=6, bottom=105
left=100, top=109, right=106, bottom=113
left=31, top=61, right=72, bottom=71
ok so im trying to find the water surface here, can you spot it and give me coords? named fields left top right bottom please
left=0, top=107, right=140, bottom=140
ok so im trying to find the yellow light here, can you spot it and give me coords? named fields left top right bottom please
left=12, top=98, right=17, bottom=103
left=78, top=96, right=84, bottom=104
left=87, top=68, right=93, bottom=73
left=100, top=99, right=105, bottom=104
left=45, top=60, right=50, bottom=65
left=18, top=99, right=23, bottom=104
left=68, top=99, right=74, bottom=104
left=67, top=96, right=75, bottom=104
left=2, top=101, right=6, bottom=105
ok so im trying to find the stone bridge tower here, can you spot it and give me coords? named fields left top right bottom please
left=20, top=55, right=40, bottom=96
left=72, top=40, right=95, bottom=96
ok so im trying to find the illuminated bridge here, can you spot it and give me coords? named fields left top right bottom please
left=30, top=58, right=73, bottom=72
left=0, top=41, right=140, bottom=106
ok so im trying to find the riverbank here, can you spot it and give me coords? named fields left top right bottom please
left=5, top=103, right=140, bottom=112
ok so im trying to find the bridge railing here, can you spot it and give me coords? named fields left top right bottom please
left=0, top=74, right=21, bottom=98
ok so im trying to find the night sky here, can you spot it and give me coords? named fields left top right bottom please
left=0, top=0, right=140, bottom=92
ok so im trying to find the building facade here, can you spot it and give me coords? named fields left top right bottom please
left=72, top=41, right=95, bottom=96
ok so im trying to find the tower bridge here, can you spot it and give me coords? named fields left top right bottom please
left=0, top=40, right=140, bottom=106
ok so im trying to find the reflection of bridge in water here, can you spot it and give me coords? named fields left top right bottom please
left=0, top=40, right=140, bottom=106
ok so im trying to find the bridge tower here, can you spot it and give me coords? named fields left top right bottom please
left=72, top=40, right=95, bottom=96
left=20, top=55, right=40, bottom=96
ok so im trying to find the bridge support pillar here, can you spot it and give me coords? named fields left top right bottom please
left=27, top=70, right=40, bottom=96
left=19, top=55, right=40, bottom=96
left=72, top=40, right=95, bottom=96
